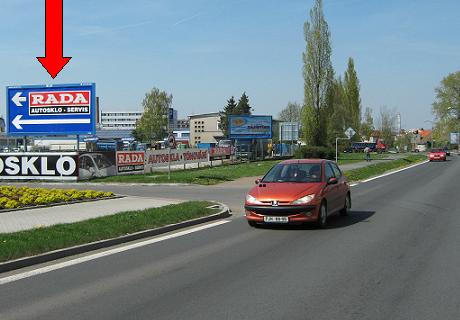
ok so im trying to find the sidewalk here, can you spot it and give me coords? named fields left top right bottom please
left=0, top=196, right=182, bottom=234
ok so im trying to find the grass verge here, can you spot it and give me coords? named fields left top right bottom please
left=344, top=154, right=426, bottom=182
left=92, top=160, right=282, bottom=185
left=337, top=153, right=388, bottom=164
left=0, top=201, right=219, bottom=263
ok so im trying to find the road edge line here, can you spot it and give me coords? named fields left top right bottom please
left=350, top=159, right=430, bottom=187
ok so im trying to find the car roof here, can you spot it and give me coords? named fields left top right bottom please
left=280, top=159, right=327, bottom=165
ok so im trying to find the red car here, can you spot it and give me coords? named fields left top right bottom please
left=245, top=159, right=351, bottom=228
left=428, top=148, right=447, bottom=161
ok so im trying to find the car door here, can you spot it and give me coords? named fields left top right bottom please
left=331, top=162, right=348, bottom=208
left=324, top=162, right=340, bottom=213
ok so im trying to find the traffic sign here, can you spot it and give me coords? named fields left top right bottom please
left=345, top=127, right=356, bottom=139
left=6, top=83, right=96, bottom=136
left=168, top=134, right=176, bottom=149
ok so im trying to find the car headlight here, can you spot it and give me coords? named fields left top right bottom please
left=246, top=194, right=262, bottom=205
left=291, top=194, right=315, bottom=205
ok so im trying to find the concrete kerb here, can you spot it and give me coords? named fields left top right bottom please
left=0, top=202, right=231, bottom=274
left=0, top=195, right=124, bottom=214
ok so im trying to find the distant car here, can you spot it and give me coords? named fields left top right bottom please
left=428, top=148, right=447, bottom=162
left=443, top=147, right=451, bottom=156
left=343, top=147, right=353, bottom=153
left=245, top=159, right=351, bottom=228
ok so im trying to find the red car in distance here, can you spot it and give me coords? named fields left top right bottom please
left=245, top=159, right=351, bottom=228
left=428, top=148, right=447, bottom=161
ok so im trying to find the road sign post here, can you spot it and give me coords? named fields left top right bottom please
left=336, top=128, right=356, bottom=163
left=7, top=83, right=96, bottom=136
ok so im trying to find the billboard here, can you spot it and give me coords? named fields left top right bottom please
left=116, top=151, right=145, bottom=174
left=7, top=83, right=96, bottom=136
left=78, top=151, right=116, bottom=180
left=145, top=148, right=209, bottom=170
left=229, top=115, right=272, bottom=139
left=0, top=152, right=79, bottom=181
left=450, top=133, right=459, bottom=144
left=279, top=122, right=300, bottom=141
left=210, top=147, right=233, bottom=160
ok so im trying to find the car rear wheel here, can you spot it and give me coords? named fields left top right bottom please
left=316, top=202, right=328, bottom=228
left=340, top=194, right=351, bottom=216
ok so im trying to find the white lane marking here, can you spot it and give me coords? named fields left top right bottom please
left=0, top=220, right=230, bottom=286
left=350, top=160, right=429, bottom=187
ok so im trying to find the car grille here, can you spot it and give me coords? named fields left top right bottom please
left=245, top=205, right=315, bottom=216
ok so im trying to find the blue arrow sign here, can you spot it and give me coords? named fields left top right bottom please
left=6, top=83, right=96, bottom=136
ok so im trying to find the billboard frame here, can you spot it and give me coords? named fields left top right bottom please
left=228, top=115, right=273, bottom=139
left=6, top=83, right=97, bottom=136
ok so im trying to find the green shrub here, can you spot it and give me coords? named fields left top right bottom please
left=294, top=146, right=336, bottom=160
left=0, top=186, right=114, bottom=209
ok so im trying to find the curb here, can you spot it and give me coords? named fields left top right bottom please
left=0, top=195, right=124, bottom=214
left=0, top=203, right=231, bottom=274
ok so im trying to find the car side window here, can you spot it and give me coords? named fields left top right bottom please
left=325, top=163, right=335, bottom=180
left=331, top=163, right=342, bottom=178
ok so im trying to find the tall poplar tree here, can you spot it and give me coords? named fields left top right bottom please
left=302, top=0, right=333, bottom=146
left=344, top=57, right=361, bottom=132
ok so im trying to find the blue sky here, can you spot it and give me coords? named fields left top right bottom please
left=0, top=0, right=459, bottom=129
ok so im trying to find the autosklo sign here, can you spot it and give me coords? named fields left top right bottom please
left=0, top=153, right=78, bottom=181
left=29, top=91, right=91, bottom=115
left=116, top=151, right=145, bottom=174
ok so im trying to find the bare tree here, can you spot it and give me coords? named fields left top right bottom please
left=279, top=102, right=302, bottom=123
left=377, top=106, right=397, bottom=148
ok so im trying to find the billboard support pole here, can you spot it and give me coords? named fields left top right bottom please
left=168, top=147, right=171, bottom=180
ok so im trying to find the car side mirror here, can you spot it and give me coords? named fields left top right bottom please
left=255, top=179, right=261, bottom=185
left=327, top=177, right=338, bottom=185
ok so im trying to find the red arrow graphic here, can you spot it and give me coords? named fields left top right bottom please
left=37, top=0, right=72, bottom=79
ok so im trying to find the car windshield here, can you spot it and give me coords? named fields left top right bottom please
left=262, top=163, right=322, bottom=183
left=431, top=148, right=444, bottom=152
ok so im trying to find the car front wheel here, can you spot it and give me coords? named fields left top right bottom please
left=317, top=202, right=328, bottom=228
left=340, top=194, right=351, bottom=216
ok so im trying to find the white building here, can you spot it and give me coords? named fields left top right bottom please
left=101, top=111, right=143, bottom=130
left=189, top=112, right=224, bottom=146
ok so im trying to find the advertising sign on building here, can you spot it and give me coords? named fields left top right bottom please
left=229, top=115, right=272, bottom=139
left=0, top=152, right=79, bottom=181
left=116, top=151, right=145, bottom=174
left=7, top=83, right=96, bottom=136
left=145, top=148, right=209, bottom=170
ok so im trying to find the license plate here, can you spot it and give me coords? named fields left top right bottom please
left=263, top=216, right=289, bottom=223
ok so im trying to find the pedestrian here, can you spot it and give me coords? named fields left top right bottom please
left=364, top=146, right=371, bottom=162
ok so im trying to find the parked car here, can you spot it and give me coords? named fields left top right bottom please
left=428, top=148, right=447, bottom=162
left=245, top=159, right=351, bottom=228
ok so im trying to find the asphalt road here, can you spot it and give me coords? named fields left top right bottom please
left=2, top=156, right=460, bottom=319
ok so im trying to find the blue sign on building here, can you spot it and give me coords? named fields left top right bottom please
left=6, top=83, right=96, bottom=136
